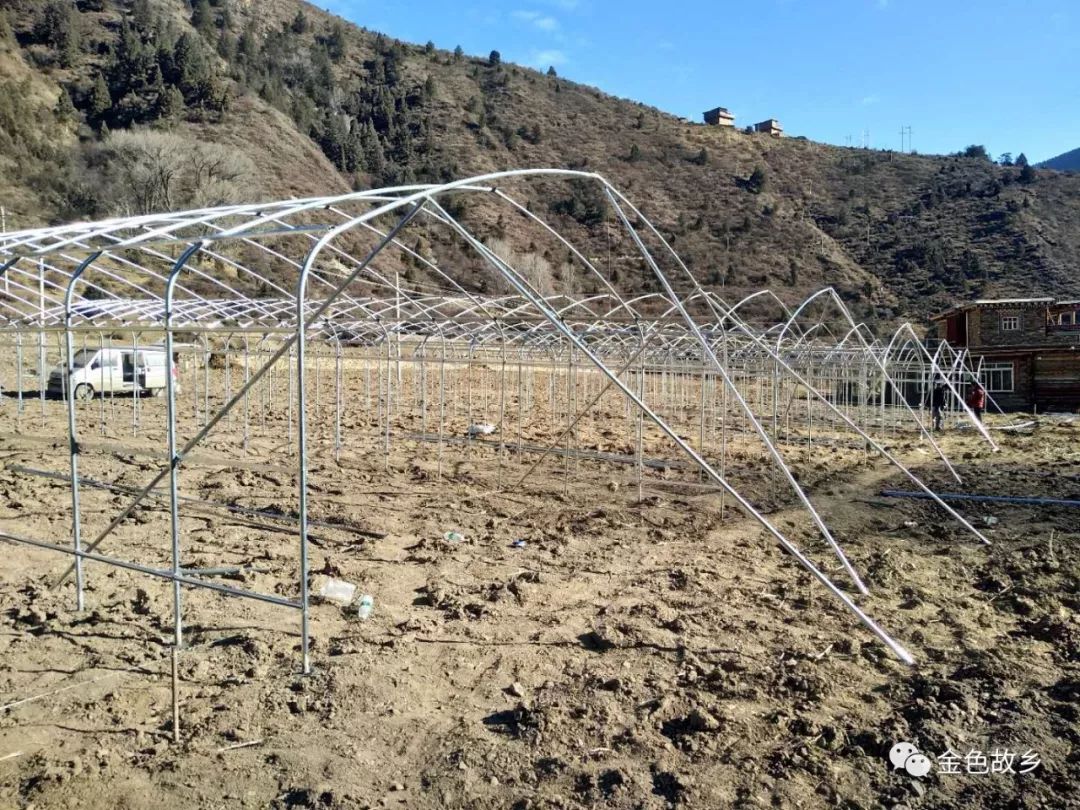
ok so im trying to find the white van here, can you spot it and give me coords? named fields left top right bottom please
left=48, top=347, right=178, bottom=400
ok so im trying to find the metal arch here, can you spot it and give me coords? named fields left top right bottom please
left=294, top=201, right=426, bottom=674
left=1, top=167, right=1014, bottom=674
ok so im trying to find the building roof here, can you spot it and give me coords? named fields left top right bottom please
left=930, top=297, right=1057, bottom=320
left=704, top=106, right=734, bottom=117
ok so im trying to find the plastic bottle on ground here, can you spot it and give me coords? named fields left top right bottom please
left=357, top=594, right=374, bottom=620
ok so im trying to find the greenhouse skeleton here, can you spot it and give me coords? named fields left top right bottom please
left=0, top=170, right=1001, bottom=736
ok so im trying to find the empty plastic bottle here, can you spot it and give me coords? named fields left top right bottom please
left=357, top=594, right=374, bottom=620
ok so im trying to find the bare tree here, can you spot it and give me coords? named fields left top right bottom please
left=483, top=237, right=556, bottom=296
left=94, top=130, right=255, bottom=215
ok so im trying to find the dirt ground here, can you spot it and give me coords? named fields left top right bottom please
left=0, top=366, right=1076, bottom=810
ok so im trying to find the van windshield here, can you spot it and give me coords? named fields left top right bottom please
left=70, top=349, right=97, bottom=369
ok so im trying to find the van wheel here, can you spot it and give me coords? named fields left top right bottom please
left=152, top=387, right=166, bottom=398
left=74, top=383, right=94, bottom=401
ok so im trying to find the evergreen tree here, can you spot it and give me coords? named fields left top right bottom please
left=88, top=74, right=112, bottom=123
left=291, top=10, right=309, bottom=34
left=173, top=33, right=214, bottom=105
left=157, top=84, right=185, bottom=119
left=547, top=65, right=557, bottom=77
left=360, top=121, right=386, bottom=177
left=746, top=165, right=767, bottom=193
left=131, top=0, right=153, bottom=31
left=191, top=0, right=214, bottom=35
left=488, top=50, right=501, bottom=66
left=34, top=1, right=81, bottom=68
left=323, top=21, right=347, bottom=61
left=453, top=45, right=463, bottom=61
left=54, top=88, right=78, bottom=122
left=1019, top=162, right=1037, bottom=184
left=1015, top=152, right=1029, bottom=167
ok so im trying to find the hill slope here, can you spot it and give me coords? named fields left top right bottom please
left=2, top=0, right=1079, bottom=324
left=1039, top=146, right=1080, bottom=172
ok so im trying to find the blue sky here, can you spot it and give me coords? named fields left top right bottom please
left=318, top=0, right=1078, bottom=163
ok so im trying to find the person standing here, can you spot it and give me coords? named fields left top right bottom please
left=930, top=382, right=948, bottom=431
left=966, top=383, right=986, bottom=422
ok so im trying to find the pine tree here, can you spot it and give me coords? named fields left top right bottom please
left=191, top=0, right=214, bottom=35
left=453, top=45, right=463, bottom=61
left=547, top=65, right=557, bottom=77
left=746, top=166, right=767, bottom=193
left=35, top=1, right=81, bottom=68
left=54, top=88, right=78, bottom=122
left=131, top=0, right=153, bottom=31
left=157, top=84, right=184, bottom=119
left=488, top=50, right=501, bottom=66
left=1015, top=152, right=1029, bottom=167
left=324, top=21, right=347, bottom=61
left=89, top=74, right=112, bottom=123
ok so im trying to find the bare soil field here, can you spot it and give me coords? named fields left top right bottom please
left=0, top=367, right=1076, bottom=810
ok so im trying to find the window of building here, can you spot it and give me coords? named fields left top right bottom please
left=1000, top=314, right=1020, bottom=331
left=1062, top=312, right=1076, bottom=325
left=980, top=362, right=1014, bottom=393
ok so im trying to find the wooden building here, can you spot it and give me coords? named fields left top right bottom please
left=703, top=106, right=735, bottom=127
left=753, top=118, right=783, bottom=136
left=931, top=297, right=1080, bottom=411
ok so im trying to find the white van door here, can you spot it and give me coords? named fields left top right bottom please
left=120, top=351, right=138, bottom=390
left=95, top=350, right=122, bottom=393
left=137, top=351, right=169, bottom=392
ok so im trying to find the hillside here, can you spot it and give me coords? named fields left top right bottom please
left=2, top=0, right=1079, bottom=324
left=1039, top=146, right=1080, bottom=172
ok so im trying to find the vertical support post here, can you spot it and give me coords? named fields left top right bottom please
left=288, top=342, right=295, bottom=449
left=243, top=336, right=251, bottom=451
left=165, top=244, right=204, bottom=652
left=171, top=647, right=181, bottom=744
left=38, top=260, right=46, bottom=424
left=63, top=252, right=103, bottom=612
left=334, top=336, right=343, bottom=461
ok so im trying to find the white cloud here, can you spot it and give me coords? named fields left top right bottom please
left=876, top=0, right=889, bottom=7
left=513, top=10, right=560, bottom=30
left=861, top=94, right=880, bottom=105
left=533, top=48, right=568, bottom=67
